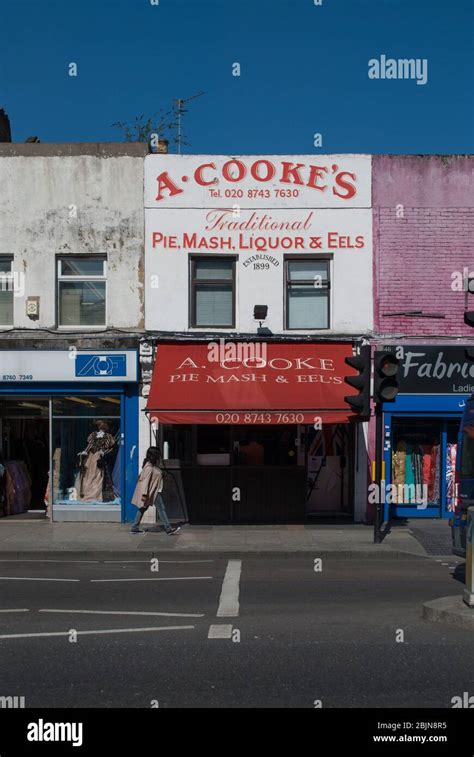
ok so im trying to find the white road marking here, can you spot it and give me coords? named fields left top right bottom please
left=39, top=609, right=204, bottom=618
left=104, top=557, right=214, bottom=565
left=0, top=558, right=100, bottom=563
left=208, top=624, right=233, bottom=639
left=90, top=576, right=213, bottom=583
left=0, top=577, right=80, bottom=582
left=217, top=560, right=242, bottom=618
left=0, top=625, right=195, bottom=640
left=0, top=609, right=30, bottom=613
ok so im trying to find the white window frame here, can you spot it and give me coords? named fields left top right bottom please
left=284, top=255, right=332, bottom=331
left=0, top=256, right=14, bottom=327
left=57, top=256, right=107, bottom=329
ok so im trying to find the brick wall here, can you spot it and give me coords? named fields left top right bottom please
left=373, top=155, right=474, bottom=337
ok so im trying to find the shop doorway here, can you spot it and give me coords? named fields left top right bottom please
left=305, top=424, right=354, bottom=517
left=0, top=397, right=50, bottom=515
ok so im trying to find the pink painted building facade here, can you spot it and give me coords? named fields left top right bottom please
left=370, top=155, right=474, bottom=521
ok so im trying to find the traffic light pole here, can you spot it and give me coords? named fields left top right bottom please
left=374, top=402, right=383, bottom=544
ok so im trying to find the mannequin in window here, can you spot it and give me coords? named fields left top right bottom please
left=75, top=420, right=116, bottom=502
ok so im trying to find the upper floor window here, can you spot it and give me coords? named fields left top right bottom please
left=57, top=257, right=106, bottom=327
left=0, top=256, right=14, bottom=326
left=285, top=257, right=331, bottom=330
left=190, top=256, right=236, bottom=328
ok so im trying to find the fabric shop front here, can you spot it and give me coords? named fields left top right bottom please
left=0, top=349, right=139, bottom=522
left=146, top=340, right=364, bottom=523
left=381, top=344, right=474, bottom=521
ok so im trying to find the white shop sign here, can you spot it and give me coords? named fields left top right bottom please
left=145, top=154, right=371, bottom=209
left=0, top=351, right=138, bottom=383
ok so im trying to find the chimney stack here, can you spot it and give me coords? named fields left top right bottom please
left=0, top=109, right=12, bottom=142
left=156, top=138, right=168, bottom=154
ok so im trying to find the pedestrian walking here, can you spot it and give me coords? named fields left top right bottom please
left=130, top=446, right=180, bottom=535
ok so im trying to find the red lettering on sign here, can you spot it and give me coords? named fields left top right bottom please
left=154, top=171, right=183, bottom=202
left=194, top=163, right=217, bottom=186
left=222, top=160, right=246, bottom=182
left=250, top=160, right=276, bottom=182
left=333, top=171, right=357, bottom=200
left=306, top=165, right=328, bottom=192
left=280, top=162, right=305, bottom=186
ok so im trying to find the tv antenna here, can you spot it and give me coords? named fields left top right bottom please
left=174, top=91, right=205, bottom=154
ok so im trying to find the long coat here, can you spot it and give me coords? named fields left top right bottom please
left=131, top=462, right=163, bottom=508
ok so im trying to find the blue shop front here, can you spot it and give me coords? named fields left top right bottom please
left=0, top=350, right=139, bottom=523
left=381, top=344, right=474, bottom=521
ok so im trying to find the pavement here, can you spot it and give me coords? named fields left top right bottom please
left=0, top=513, right=439, bottom=558
left=423, top=594, right=474, bottom=631
left=0, top=554, right=471, bottom=708
left=404, top=518, right=455, bottom=556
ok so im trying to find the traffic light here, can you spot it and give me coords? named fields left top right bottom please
left=374, top=351, right=400, bottom=404
left=344, top=345, right=371, bottom=415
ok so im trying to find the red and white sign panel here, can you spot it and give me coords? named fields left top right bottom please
left=146, top=208, right=371, bottom=255
left=145, top=154, right=371, bottom=209
left=146, top=343, right=359, bottom=425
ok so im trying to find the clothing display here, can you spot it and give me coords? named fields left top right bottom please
left=445, top=443, right=457, bottom=512
left=392, top=440, right=438, bottom=504
left=2, top=461, right=31, bottom=516
left=429, top=444, right=440, bottom=503
left=392, top=440, right=407, bottom=503
left=421, top=445, right=432, bottom=489
left=75, top=430, right=116, bottom=502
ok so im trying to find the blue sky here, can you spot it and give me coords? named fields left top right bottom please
left=1, top=0, right=472, bottom=153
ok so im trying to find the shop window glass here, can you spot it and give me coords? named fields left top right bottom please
left=57, top=257, right=106, bottom=327
left=234, top=426, right=299, bottom=467
left=163, top=425, right=193, bottom=466
left=196, top=425, right=231, bottom=465
left=0, top=256, right=14, bottom=326
left=190, top=257, right=235, bottom=327
left=286, top=258, right=330, bottom=329
left=391, top=418, right=447, bottom=506
left=52, top=396, right=121, bottom=506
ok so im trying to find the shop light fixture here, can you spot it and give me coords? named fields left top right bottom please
left=18, top=402, right=47, bottom=411
left=63, top=396, right=96, bottom=407
left=253, top=304, right=272, bottom=336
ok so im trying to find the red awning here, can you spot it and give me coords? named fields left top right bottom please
left=146, top=342, right=359, bottom=425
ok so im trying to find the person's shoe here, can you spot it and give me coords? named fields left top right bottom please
left=166, top=526, right=181, bottom=535
left=130, top=527, right=144, bottom=534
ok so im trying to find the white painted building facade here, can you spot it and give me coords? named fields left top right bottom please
left=144, top=155, right=373, bottom=523
left=0, top=144, right=146, bottom=523
left=145, top=154, right=373, bottom=335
